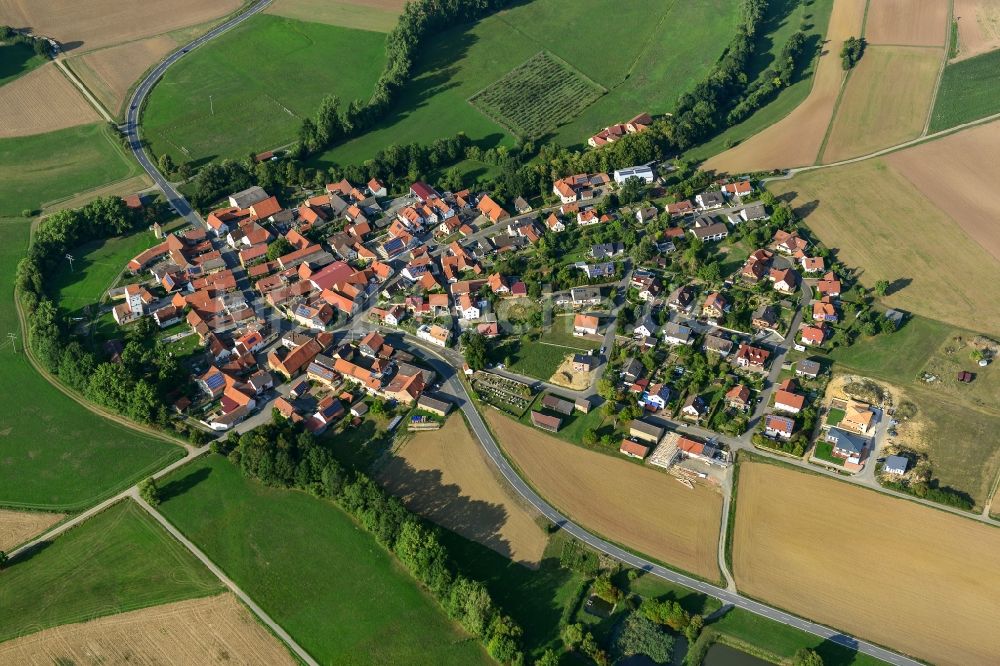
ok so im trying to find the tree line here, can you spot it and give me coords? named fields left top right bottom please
left=0, top=26, right=51, bottom=58
left=15, top=197, right=205, bottom=442
left=222, top=414, right=528, bottom=664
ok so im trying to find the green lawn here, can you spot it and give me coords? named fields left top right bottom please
left=929, top=49, right=1000, bottom=132
left=812, top=441, right=845, bottom=466
left=708, top=607, right=889, bottom=666
left=827, top=315, right=950, bottom=385
left=314, top=0, right=740, bottom=167
left=142, top=15, right=387, bottom=165
left=0, top=500, right=222, bottom=642
left=686, top=0, right=836, bottom=162
left=157, top=455, right=492, bottom=665
left=0, top=41, right=48, bottom=87
left=825, top=408, right=845, bottom=426
left=0, top=124, right=142, bottom=216
left=501, top=340, right=570, bottom=380
left=0, top=221, right=183, bottom=510
left=539, top=314, right=597, bottom=350
left=49, top=228, right=162, bottom=316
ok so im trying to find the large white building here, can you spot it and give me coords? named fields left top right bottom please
left=613, top=165, right=655, bottom=185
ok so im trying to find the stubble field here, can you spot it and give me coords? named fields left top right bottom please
left=769, top=158, right=1000, bottom=334
left=703, top=0, right=866, bottom=172
left=67, top=36, right=178, bottom=116
left=379, top=415, right=549, bottom=566
left=0, top=0, right=243, bottom=54
left=267, top=0, right=406, bottom=32
left=0, top=63, right=98, bottom=137
left=485, top=409, right=722, bottom=581
left=0, top=509, right=63, bottom=551
left=733, top=462, right=1000, bottom=666
left=820, top=46, right=941, bottom=162
left=885, top=119, right=1000, bottom=261
left=953, top=0, right=1000, bottom=60
left=864, top=0, right=948, bottom=47
left=0, top=593, right=296, bottom=665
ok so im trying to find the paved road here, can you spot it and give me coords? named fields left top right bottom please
left=131, top=491, right=320, bottom=666
left=372, top=327, right=921, bottom=666
left=124, top=0, right=275, bottom=230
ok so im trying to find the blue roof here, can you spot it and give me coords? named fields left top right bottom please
left=204, top=372, right=225, bottom=389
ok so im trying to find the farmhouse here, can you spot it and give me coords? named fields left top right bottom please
left=619, top=439, right=652, bottom=459
left=629, top=419, right=664, bottom=444
left=588, top=113, right=652, bottom=147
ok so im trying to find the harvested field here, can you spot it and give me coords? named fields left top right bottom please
left=770, top=158, right=1000, bottom=333
left=41, top=174, right=152, bottom=215
left=267, top=0, right=406, bottom=32
left=865, top=0, right=948, bottom=47
left=0, top=510, right=63, bottom=551
left=379, top=416, right=548, bottom=566
left=68, top=36, right=177, bottom=116
left=954, top=0, right=1000, bottom=60
left=0, top=0, right=242, bottom=54
left=886, top=120, right=1000, bottom=261
left=0, top=593, right=296, bottom=665
left=821, top=46, right=942, bottom=162
left=703, top=0, right=866, bottom=172
left=733, top=462, right=1000, bottom=666
left=485, top=409, right=722, bottom=581
left=0, top=62, right=97, bottom=137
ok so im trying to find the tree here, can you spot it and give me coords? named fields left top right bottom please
left=138, top=477, right=160, bottom=506
left=683, top=613, right=704, bottom=642
left=793, top=648, right=825, bottom=666
left=158, top=153, right=175, bottom=176
left=267, top=236, right=293, bottom=262
left=613, top=612, right=674, bottom=664
left=840, top=36, right=865, bottom=70
left=561, top=622, right=584, bottom=650
left=0, top=550, right=7, bottom=569
left=534, top=649, right=559, bottom=666
left=463, top=332, right=489, bottom=371
left=591, top=573, right=623, bottom=605
left=874, top=279, right=889, bottom=297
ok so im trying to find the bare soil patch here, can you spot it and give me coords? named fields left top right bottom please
left=548, top=356, right=593, bottom=391
left=886, top=120, right=1000, bottom=262
left=704, top=0, right=866, bottom=173
left=0, top=509, right=63, bottom=551
left=0, top=593, right=296, bottom=665
left=0, top=62, right=98, bottom=137
left=379, top=415, right=548, bottom=566
left=485, top=409, right=722, bottom=581
left=734, top=462, right=1000, bottom=666
left=865, top=0, right=948, bottom=47
left=822, top=46, right=941, bottom=162
left=267, top=0, right=406, bottom=32
left=0, top=0, right=242, bottom=54
left=770, top=158, right=1000, bottom=333
left=68, top=36, right=177, bottom=116
left=954, top=0, right=1000, bottom=60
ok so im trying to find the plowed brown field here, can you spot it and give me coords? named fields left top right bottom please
left=0, top=593, right=296, bottom=665
left=380, top=415, right=548, bottom=566
left=821, top=46, right=941, bottom=162
left=0, top=0, right=242, bottom=54
left=769, top=158, right=1000, bottom=333
left=0, top=63, right=98, bottom=137
left=733, top=462, right=1000, bottom=666
left=0, top=510, right=63, bottom=551
left=485, top=409, right=722, bottom=581
left=865, top=0, right=948, bottom=47
left=703, top=0, right=866, bottom=173
left=886, top=119, right=1000, bottom=262
left=69, top=36, right=177, bottom=116
left=954, top=0, right=1000, bottom=60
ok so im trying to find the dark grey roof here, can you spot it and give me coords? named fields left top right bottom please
left=826, top=427, right=865, bottom=455
left=883, top=455, right=908, bottom=473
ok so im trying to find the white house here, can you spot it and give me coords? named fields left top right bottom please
left=417, top=324, right=450, bottom=347
left=663, top=322, right=693, bottom=346
left=633, top=315, right=657, bottom=338
left=613, top=165, right=654, bottom=185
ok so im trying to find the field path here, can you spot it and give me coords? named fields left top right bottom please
left=54, top=58, right=113, bottom=122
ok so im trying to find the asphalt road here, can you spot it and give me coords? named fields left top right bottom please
left=124, top=0, right=275, bottom=230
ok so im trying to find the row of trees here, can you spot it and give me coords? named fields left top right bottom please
left=226, top=415, right=527, bottom=664
left=0, top=25, right=50, bottom=57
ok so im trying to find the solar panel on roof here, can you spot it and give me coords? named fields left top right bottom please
left=205, top=373, right=225, bottom=389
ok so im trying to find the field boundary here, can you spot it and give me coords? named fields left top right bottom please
left=922, top=0, right=955, bottom=135
left=54, top=59, right=113, bottom=122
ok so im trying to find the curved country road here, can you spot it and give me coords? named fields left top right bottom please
left=110, top=6, right=921, bottom=665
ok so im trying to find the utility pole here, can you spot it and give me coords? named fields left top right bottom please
left=65, top=253, right=74, bottom=271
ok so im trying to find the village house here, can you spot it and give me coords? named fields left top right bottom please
left=573, top=354, right=598, bottom=372
left=734, top=343, right=770, bottom=372
left=739, top=203, right=768, bottom=222
left=667, top=284, right=696, bottom=311
left=765, top=414, right=795, bottom=440
left=796, top=359, right=821, bottom=379
left=825, top=427, right=866, bottom=463
left=633, top=315, right=657, bottom=339
left=769, top=267, right=800, bottom=295
left=613, top=165, right=655, bottom=184
left=641, top=383, right=671, bottom=411
left=689, top=219, right=728, bottom=242
left=573, top=313, right=600, bottom=336
left=813, top=296, right=838, bottom=322
left=417, top=323, right=451, bottom=347
left=695, top=191, right=725, bottom=210
left=703, top=332, right=733, bottom=357
left=681, top=395, right=708, bottom=421
left=545, top=213, right=566, bottom=232
left=726, top=384, right=751, bottom=411
left=751, top=304, right=778, bottom=331
left=883, top=455, right=909, bottom=476
left=619, top=439, right=651, bottom=459
left=801, top=255, right=825, bottom=273
left=663, top=322, right=694, bottom=346
left=800, top=323, right=826, bottom=346
left=588, top=113, right=652, bottom=147
left=773, top=379, right=805, bottom=414
left=702, top=292, right=728, bottom=319
left=721, top=180, right=752, bottom=199
left=629, top=418, right=664, bottom=444
left=838, top=401, right=876, bottom=435
left=635, top=205, right=658, bottom=224
left=741, top=249, right=773, bottom=283
left=773, top=229, right=808, bottom=256
left=666, top=200, right=694, bottom=216
left=816, top=271, right=842, bottom=297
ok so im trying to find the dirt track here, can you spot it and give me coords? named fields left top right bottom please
left=0, top=63, right=98, bottom=137
left=0, top=0, right=242, bottom=54
left=0, top=593, right=296, bottom=665
left=485, top=410, right=722, bottom=581
left=379, top=415, right=548, bottom=566
left=0, top=509, right=63, bottom=551
left=733, top=462, right=1000, bottom=666
left=703, top=0, right=866, bottom=172
left=865, top=0, right=948, bottom=47
left=886, top=119, right=1000, bottom=262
